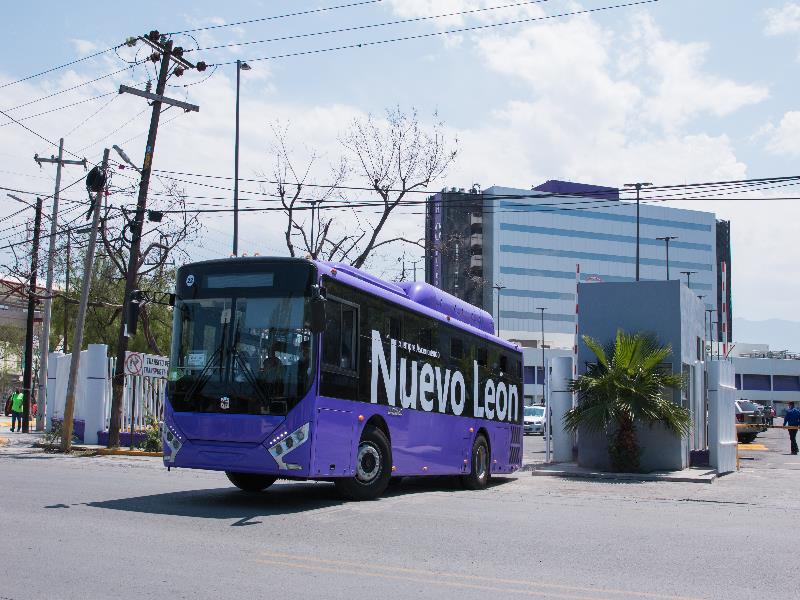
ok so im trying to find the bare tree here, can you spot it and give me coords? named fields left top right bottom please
left=271, top=107, right=457, bottom=267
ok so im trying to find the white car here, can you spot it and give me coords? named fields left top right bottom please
left=523, top=405, right=545, bottom=435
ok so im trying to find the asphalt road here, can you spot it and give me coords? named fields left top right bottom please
left=1, top=428, right=797, bottom=600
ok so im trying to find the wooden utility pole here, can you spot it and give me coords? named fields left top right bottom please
left=107, top=32, right=201, bottom=447
left=61, top=149, right=109, bottom=452
left=63, top=229, right=71, bottom=354
left=21, top=198, right=44, bottom=433
left=34, top=140, right=87, bottom=431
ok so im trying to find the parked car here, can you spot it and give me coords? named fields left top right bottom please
left=524, top=405, right=546, bottom=435
left=735, top=400, right=768, bottom=443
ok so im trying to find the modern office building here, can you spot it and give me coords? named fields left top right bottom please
left=425, top=181, right=732, bottom=350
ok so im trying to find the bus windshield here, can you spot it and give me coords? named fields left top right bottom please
left=168, top=295, right=313, bottom=415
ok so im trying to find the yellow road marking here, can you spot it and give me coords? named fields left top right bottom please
left=258, top=551, right=705, bottom=600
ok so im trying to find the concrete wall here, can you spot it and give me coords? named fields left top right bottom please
left=576, top=280, right=705, bottom=472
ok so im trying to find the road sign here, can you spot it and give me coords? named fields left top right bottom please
left=124, top=352, right=143, bottom=376
left=124, top=352, right=168, bottom=378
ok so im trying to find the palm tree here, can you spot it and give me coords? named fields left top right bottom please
left=564, top=330, right=691, bottom=472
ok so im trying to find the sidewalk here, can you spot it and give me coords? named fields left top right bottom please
left=529, top=462, right=719, bottom=483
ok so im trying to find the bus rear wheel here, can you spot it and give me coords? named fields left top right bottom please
left=225, top=471, right=277, bottom=492
left=461, top=434, right=490, bottom=490
left=334, top=425, right=391, bottom=501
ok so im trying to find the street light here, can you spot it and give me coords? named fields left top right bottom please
left=233, top=60, right=251, bottom=256
left=493, top=283, right=506, bottom=337
left=655, top=235, right=678, bottom=280
left=680, top=270, right=697, bottom=289
left=624, top=182, right=652, bottom=281
left=536, top=306, right=546, bottom=399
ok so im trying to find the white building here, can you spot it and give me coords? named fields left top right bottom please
left=729, top=343, right=800, bottom=414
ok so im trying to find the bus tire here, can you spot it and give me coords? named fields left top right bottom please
left=461, top=434, right=490, bottom=490
left=334, top=425, right=391, bottom=501
left=225, top=471, right=277, bottom=492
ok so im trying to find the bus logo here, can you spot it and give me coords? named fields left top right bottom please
left=220, top=396, right=230, bottom=410
left=185, top=274, right=195, bottom=286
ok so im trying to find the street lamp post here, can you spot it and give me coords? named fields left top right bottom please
left=705, top=308, right=716, bottom=361
left=493, top=284, right=506, bottom=337
left=624, top=182, right=652, bottom=281
left=656, top=235, right=678, bottom=280
left=536, top=306, right=546, bottom=395
left=233, top=60, right=251, bottom=256
left=680, top=270, right=697, bottom=289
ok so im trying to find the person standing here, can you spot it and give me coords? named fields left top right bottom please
left=784, top=402, right=800, bottom=456
left=9, top=388, right=24, bottom=432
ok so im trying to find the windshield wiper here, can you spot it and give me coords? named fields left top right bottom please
left=231, top=347, right=270, bottom=407
left=183, top=324, right=227, bottom=404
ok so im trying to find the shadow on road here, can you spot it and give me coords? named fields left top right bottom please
left=82, top=476, right=516, bottom=524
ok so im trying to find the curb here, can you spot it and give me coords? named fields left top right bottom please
left=530, top=467, right=717, bottom=484
left=33, top=441, right=162, bottom=457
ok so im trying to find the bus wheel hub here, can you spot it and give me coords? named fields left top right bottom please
left=356, top=443, right=381, bottom=483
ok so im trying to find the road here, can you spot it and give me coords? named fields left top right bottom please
left=0, top=427, right=797, bottom=600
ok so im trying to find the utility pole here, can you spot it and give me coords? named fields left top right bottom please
left=656, top=235, right=677, bottom=280
left=537, top=306, right=546, bottom=397
left=63, top=229, right=71, bottom=353
left=624, top=182, right=652, bottom=281
left=493, top=283, right=506, bottom=337
left=33, top=140, right=87, bottom=431
left=108, top=32, right=202, bottom=447
left=62, top=149, right=109, bottom=452
left=21, top=198, right=44, bottom=433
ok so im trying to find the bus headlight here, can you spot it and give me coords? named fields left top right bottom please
left=163, top=422, right=183, bottom=464
left=268, top=423, right=310, bottom=470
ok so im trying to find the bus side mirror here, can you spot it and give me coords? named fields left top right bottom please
left=310, top=285, right=326, bottom=334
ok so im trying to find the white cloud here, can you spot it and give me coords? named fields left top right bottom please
left=70, top=39, right=98, bottom=55
left=764, top=2, right=800, bottom=35
left=765, top=111, right=800, bottom=157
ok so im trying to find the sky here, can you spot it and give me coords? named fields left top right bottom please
left=1, top=0, right=800, bottom=327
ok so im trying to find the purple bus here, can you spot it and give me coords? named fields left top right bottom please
left=163, top=257, right=523, bottom=500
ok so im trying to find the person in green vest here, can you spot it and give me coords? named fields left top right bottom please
left=10, top=389, right=24, bottom=432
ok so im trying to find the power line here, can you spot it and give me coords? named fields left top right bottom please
left=192, top=0, right=555, bottom=53
left=208, top=0, right=663, bottom=66
left=0, top=91, right=118, bottom=129
left=2, top=63, right=142, bottom=114
left=0, top=45, right=123, bottom=91
left=166, top=0, right=386, bottom=35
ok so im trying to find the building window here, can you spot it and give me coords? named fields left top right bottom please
left=735, top=374, right=742, bottom=390
left=741, top=374, right=771, bottom=391
left=773, top=375, right=800, bottom=392
left=536, top=366, right=546, bottom=386
left=523, top=366, right=535, bottom=384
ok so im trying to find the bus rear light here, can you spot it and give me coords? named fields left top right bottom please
left=392, top=465, right=397, bottom=471
left=331, top=268, right=337, bottom=275
left=358, top=414, right=364, bottom=422
left=268, top=422, right=310, bottom=470
left=469, top=427, right=474, bottom=433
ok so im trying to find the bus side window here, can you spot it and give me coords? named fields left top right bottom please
left=322, top=299, right=359, bottom=375
left=389, top=316, right=401, bottom=341
left=451, top=337, right=464, bottom=360
left=419, top=327, right=432, bottom=349
left=476, top=347, right=488, bottom=367
left=499, top=354, right=508, bottom=374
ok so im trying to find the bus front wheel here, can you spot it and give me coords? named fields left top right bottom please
left=335, top=425, right=392, bottom=501
left=225, top=471, right=277, bottom=492
left=461, top=434, right=490, bottom=490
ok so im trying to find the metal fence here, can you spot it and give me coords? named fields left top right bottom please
left=102, top=357, right=166, bottom=432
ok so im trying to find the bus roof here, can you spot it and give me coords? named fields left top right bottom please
left=315, top=261, right=506, bottom=344
left=178, top=256, right=515, bottom=352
